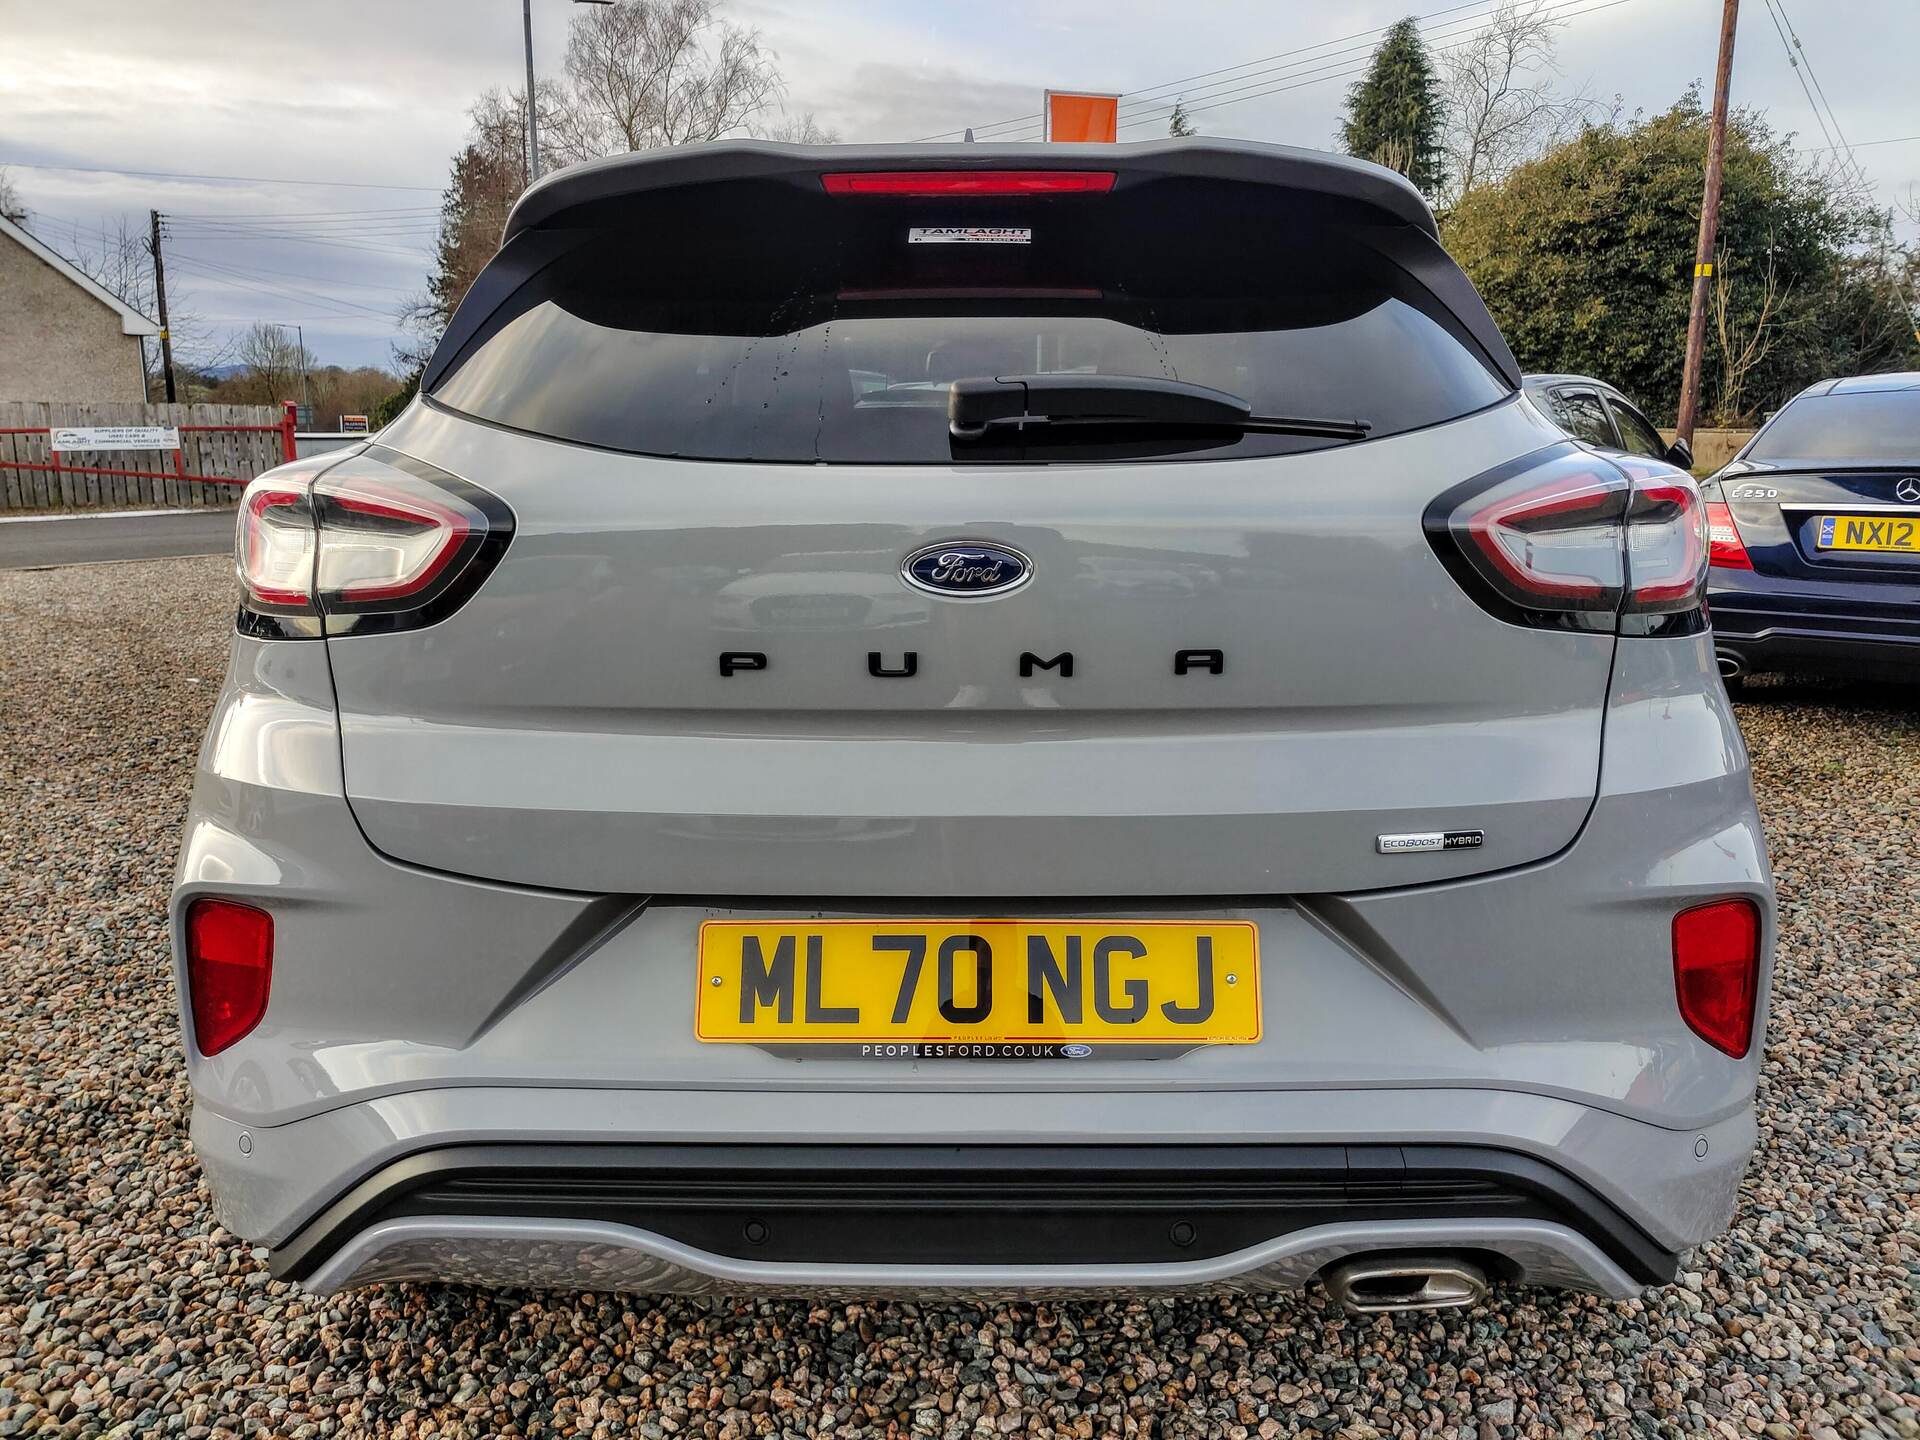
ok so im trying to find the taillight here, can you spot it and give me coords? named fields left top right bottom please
left=236, top=483, right=316, bottom=610
left=1672, top=898, right=1761, bottom=1058
left=1617, top=458, right=1709, bottom=613
left=234, top=447, right=512, bottom=637
left=184, top=898, right=273, bottom=1056
left=822, top=170, right=1115, bottom=197
left=1430, top=445, right=1708, bottom=630
left=1704, top=500, right=1753, bottom=569
left=315, top=473, right=477, bottom=610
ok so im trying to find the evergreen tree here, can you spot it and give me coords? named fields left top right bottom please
left=1168, top=99, right=1197, bottom=138
left=1340, top=17, right=1445, bottom=197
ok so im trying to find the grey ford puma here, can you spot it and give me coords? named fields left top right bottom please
left=172, top=138, right=1773, bottom=1312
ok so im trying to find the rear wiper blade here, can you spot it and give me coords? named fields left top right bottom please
left=948, top=374, right=1370, bottom=441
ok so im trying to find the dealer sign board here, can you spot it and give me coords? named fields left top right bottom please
left=50, top=426, right=182, bottom=452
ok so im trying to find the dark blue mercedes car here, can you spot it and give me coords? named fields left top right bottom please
left=1703, top=373, right=1920, bottom=683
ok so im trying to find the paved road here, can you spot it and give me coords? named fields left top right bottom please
left=0, top=508, right=236, bottom=569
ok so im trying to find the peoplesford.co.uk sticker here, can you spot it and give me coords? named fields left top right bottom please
left=908, top=227, right=1033, bottom=244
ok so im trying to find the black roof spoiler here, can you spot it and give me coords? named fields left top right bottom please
left=503, top=137, right=1440, bottom=242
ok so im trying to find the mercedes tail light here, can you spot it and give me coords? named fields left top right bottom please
left=1429, top=446, right=1708, bottom=630
left=1673, top=898, right=1761, bottom=1058
left=1704, top=500, right=1753, bottom=569
left=234, top=449, right=512, bottom=636
left=184, top=897, right=273, bottom=1056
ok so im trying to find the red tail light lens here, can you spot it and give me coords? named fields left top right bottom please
left=1704, top=500, right=1753, bottom=569
left=185, top=898, right=273, bottom=1056
left=315, top=475, right=475, bottom=606
left=1443, top=451, right=1629, bottom=621
left=1433, top=447, right=1710, bottom=628
left=234, top=449, right=512, bottom=636
left=1619, top=464, right=1708, bottom=612
left=1673, top=898, right=1761, bottom=1058
left=821, top=170, right=1116, bottom=197
left=236, top=483, right=317, bottom=611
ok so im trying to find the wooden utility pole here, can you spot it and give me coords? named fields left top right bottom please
left=147, top=209, right=177, bottom=403
left=1674, top=0, right=1739, bottom=447
left=522, top=0, right=541, bottom=183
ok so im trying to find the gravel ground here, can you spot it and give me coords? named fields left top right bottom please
left=1, top=554, right=1916, bottom=1439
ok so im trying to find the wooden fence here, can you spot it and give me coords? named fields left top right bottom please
left=0, top=401, right=296, bottom=512
left=1661, top=427, right=1755, bottom=474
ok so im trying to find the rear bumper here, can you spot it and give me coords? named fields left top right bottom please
left=1709, top=582, right=1920, bottom=679
left=266, top=1142, right=1679, bottom=1287
left=198, top=1084, right=1751, bottom=1298
left=193, top=1083, right=1753, bottom=1298
left=278, top=1216, right=1648, bottom=1300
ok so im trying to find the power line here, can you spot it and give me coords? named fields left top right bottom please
left=1758, top=0, right=1838, bottom=156
left=166, top=210, right=440, bottom=228
left=916, top=0, right=1494, bottom=140
left=1110, top=0, right=1607, bottom=130
left=166, top=205, right=441, bottom=220
left=162, top=226, right=433, bottom=259
left=167, top=256, right=402, bottom=321
left=1771, top=0, right=1855, bottom=161
left=1807, top=133, right=1920, bottom=152
left=169, top=222, right=439, bottom=240
left=0, top=159, right=440, bottom=192
left=938, top=0, right=1643, bottom=144
left=167, top=248, right=416, bottom=297
left=1115, top=0, right=1642, bottom=137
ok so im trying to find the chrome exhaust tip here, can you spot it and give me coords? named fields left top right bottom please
left=1321, top=1255, right=1490, bottom=1315
left=1717, top=654, right=1744, bottom=680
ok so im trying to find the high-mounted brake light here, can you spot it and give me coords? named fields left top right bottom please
left=184, top=897, right=273, bottom=1057
left=1673, top=898, right=1761, bottom=1058
left=821, top=170, right=1116, bottom=197
left=1704, top=500, right=1753, bottom=569
left=1432, top=447, right=1709, bottom=629
left=233, top=449, right=513, bottom=637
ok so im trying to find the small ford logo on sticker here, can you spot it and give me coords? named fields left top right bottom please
left=1061, top=1043, right=1094, bottom=1058
left=901, top=541, right=1033, bottom=599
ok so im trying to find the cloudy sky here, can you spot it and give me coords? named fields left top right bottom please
left=4, top=0, right=1916, bottom=371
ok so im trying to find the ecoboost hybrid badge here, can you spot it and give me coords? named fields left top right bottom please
left=1377, top=829, right=1486, bottom=854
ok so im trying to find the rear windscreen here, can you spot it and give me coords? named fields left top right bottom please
left=1746, top=390, right=1920, bottom=464
left=430, top=177, right=1510, bottom=464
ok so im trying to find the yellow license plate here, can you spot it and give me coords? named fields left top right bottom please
left=1816, top=514, right=1920, bottom=553
left=696, top=920, right=1260, bottom=1045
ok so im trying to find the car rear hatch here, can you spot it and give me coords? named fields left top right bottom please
left=325, top=140, right=1613, bottom=897
left=1715, top=385, right=1920, bottom=576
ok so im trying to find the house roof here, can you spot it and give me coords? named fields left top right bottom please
left=0, top=213, right=161, bottom=336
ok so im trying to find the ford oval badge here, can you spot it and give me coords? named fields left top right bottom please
left=1060, top=1043, right=1094, bottom=1059
left=901, top=541, right=1033, bottom=599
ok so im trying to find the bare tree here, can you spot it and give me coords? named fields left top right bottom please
left=1439, top=0, right=1596, bottom=206
left=226, top=323, right=315, bottom=407
left=61, top=217, right=153, bottom=313
left=0, top=168, right=25, bottom=225
left=54, top=216, right=224, bottom=394
left=1711, top=248, right=1787, bottom=425
left=549, top=0, right=782, bottom=161
left=754, top=109, right=840, bottom=144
